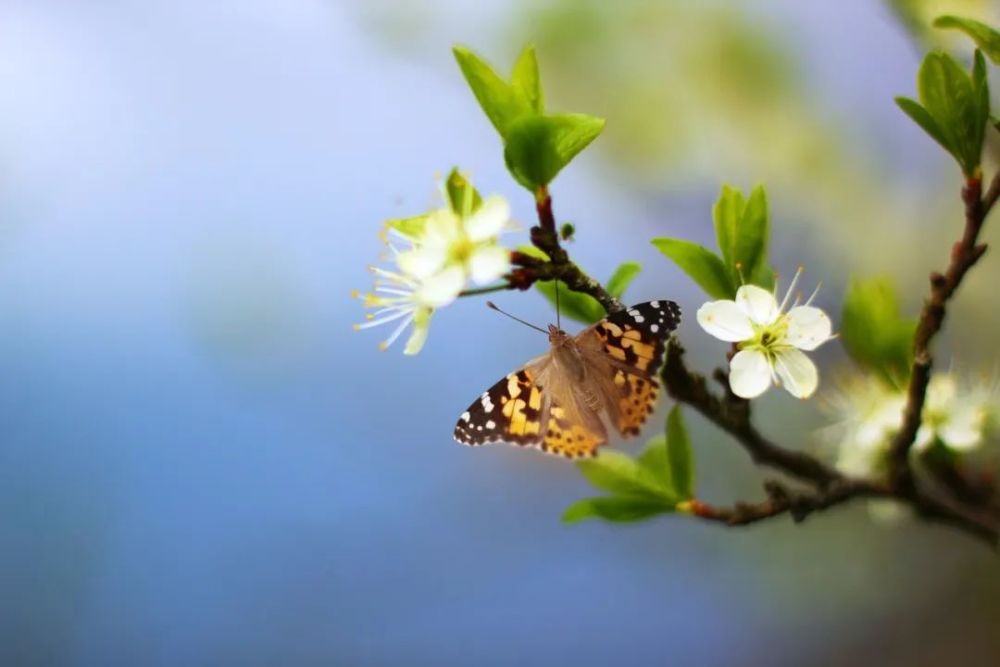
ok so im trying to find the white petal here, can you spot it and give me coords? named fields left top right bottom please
left=397, top=246, right=446, bottom=280
left=836, top=440, right=882, bottom=477
left=403, top=307, right=432, bottom=355
left=468, top=245, right=510, bottom=285
left=697, top=300, right=754, bottom=342
left=422, top=209, right=461, bottom=246
left=773, top=348, right=819, bottom=399
left=784, top=306, right=833, bottom=351
left=729, top=349, right=772, bottom=399
left=925, top=374, right=957, bottom=412
left=465, top=196, right=510, bottom=241
left=939, top=406, right=984, bottom=451
left=912, top=425, right=934, bottom=452
left=415, top=266, right=465, bottom=307
left=735, top=284, right=780, bottom=325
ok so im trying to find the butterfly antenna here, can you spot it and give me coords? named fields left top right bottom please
left=486, top=301, right=548, bottom=335
left=555, top=280, right=561, bottom=330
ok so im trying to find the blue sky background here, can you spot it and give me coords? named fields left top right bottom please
left=1, top=1, right=999, bottom=665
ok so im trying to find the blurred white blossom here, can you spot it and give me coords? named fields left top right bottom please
left=697, top=268, right=833, bottom=399
left=913, top=374, right=992, bottom=453
left=354, top=176, right=513, bottom=354
left=353, top=227, right=464, bottom=354
left=821, top=372, right=998, bottom=479
left=397, top=194, right=512, bottom=288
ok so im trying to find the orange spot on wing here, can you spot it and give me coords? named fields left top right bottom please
left=616, top=375, right=659, bottom=436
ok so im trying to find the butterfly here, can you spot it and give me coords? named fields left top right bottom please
left=453, top=300, right=681, bottom=458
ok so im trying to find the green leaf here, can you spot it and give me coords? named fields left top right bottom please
left=444, top=168, right=482, bottom=216
left=516, top=244, right=550, bottom=261
left=503, top=113, right=605, bottom=190
left=651, top=238, right=735, bottom=299
left=737, top=186, right=771, bottom=286
left=606, top=261, right=642, bottom=299
left=712, top=185, right=744, bottom=279
left=636, top=435, right=670, bottom=488
left=840, top=277, right=917, bottom=387
left=385, top=214, right=428, bottom=239
left=907, top=50, right=988, bottom=176
left=576, top=450, right=668, bottom=497
left=895, top=97, right=950, bottom=151
left=934, top=15, right=1000, bottom=64
left=511, top=45, right=544, bottom=113
left=712, top=185, right=771, bottom=289
left=562, top=496, right=675, bottom=524
left=972, top=50, right=990, bottom=163
left=666, top=406, right=694, bottom=500
left=536, top=280, right=605, bottom=324
left=453, top=46, right=531, bottom=137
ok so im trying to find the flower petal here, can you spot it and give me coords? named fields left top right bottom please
left=465, top=196, right=510, bottom=241
left=729, top=349, right=772, bottom=398
left=415, top=266, right=465, bottom=307
left=735, top=284, right=780, bottom=325
left=422, top=209, right=461, bottom=247
left=912, top=425, right=934, bottom=452
left=397, top=246, right=446, bottom=280
left=939, top=405, right=985, bottom=451
left=403, top=307, right=432, bottom=355
left=468, top=245, right=510, bottom=285
left=773, top=348, right=819, bottom=399
left=925, top=374, right=958, bottom=412
left=784, top=306, right=833, bottom=351
left=697, top=300, right=754, bottom=342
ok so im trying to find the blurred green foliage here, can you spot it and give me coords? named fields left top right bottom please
left=840, top=277, right=918, bottom=387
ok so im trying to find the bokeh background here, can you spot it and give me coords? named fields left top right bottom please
left=3, top=1, right=1000, bottom=665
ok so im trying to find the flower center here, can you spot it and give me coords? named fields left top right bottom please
left=742, top=316, right=789, bottom=355
left=449, top=238, right=476, bottom=265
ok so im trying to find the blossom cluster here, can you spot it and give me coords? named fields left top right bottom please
left=824, top=372, right=998, bottom=478
left=354, top=177, right=513, bottom=354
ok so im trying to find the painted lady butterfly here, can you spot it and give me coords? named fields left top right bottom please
left=454, top=301, right=681, bottom=458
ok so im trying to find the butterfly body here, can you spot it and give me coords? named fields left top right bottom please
left=454, top=300, right=681, bottom=458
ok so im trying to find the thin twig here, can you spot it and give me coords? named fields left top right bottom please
left=662, top=341, right=842, bottom=487
left=459, top=282, right=512, bottom=297
left=507, top=187, right=626, bottom=314
left=685, top=480, right=883, bottom=526
left=888, top=171, right=1000, bottom=490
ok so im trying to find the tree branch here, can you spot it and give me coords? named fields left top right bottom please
left=888, top=171, right=1000, bottom=490
left=685, top=479, right=882, bottom=526
left=661, top=340, right=842, bottom=487
left=508, top=188, right=626, bottom=314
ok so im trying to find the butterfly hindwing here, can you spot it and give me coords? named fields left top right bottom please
left=589, top=300, right=681, bottom=435
left=608, top=369, right=660, bottom=436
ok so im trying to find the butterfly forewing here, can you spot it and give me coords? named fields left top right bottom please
left=452, top=365, right=607, bottom=457
left=589, top=300, right=681, bottom=378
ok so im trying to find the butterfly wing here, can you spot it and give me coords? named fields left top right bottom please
left=577, top=300, right=681, bottom=436
left=453, top=361, right=607, bottom=458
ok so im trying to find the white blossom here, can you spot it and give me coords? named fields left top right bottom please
left=396, top=195, right=512, bottom=287
left=697, top=268, right=833, bottom=399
